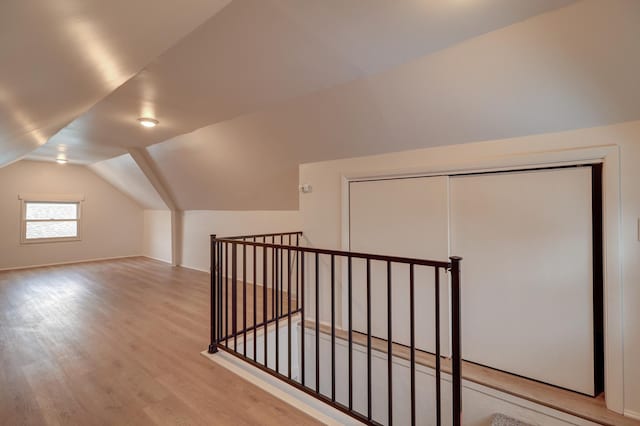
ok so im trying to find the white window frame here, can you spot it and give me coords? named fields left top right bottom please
left=19, top=194, right=84, bottom=244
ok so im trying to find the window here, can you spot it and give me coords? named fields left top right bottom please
left=21, top=200, right=82, bottom=243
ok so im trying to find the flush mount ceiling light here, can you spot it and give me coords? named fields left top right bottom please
left=138, top=117, right=159, bottom=128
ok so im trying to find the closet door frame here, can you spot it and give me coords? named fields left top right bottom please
left=448, top=163, right=603, bottom=395
left=338, top=145, right=622, bottom=412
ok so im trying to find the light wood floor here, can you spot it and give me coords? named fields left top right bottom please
left=0, top=257, right=321, bottom=426
left=219, top=276, right=298, bottom=338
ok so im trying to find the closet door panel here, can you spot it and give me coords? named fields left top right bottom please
left=450, top=167, right=594, bottom=395
left=349, top=176, right=449, bottom=354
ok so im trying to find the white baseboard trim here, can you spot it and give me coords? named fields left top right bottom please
left=624, top=410, right=640, bottom=420
left=201, top=350, right=363, bottom=425
left=0, top=255, right=142, bottom=272
left=142, top=256, right=173, bottom=265
left=178, top=264, right=209, bottom=273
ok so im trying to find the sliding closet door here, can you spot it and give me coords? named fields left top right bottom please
left=450, top=167, right=595, bottom=395
left=349, top=176, right=449, bottom=354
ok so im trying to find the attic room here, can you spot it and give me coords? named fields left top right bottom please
left=1, top=1, right=639, bottom=425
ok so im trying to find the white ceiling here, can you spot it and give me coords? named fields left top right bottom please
left=147, top=0, right=640, bottom=210
left=0, top=0, right=231, bottom=166
left=24, top=0, right=576, bottom=165
left=7, top=0, right=639, bottom=211
left=90, top=153, right=167, bottom=210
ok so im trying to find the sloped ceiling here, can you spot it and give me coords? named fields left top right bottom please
left=26, top=0, right=576, bottom=164
left=0, top=0, right=231, bottom=166
left=7, top=0, right=640, bottom=211
left=90, top=154, right=167, bottom=210
left=147, top=0, right=640, bottom=210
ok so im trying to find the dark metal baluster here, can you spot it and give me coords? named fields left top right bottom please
left=450, top=257, right=463, bottom=426
left=315, top=252, right=320, bottom=394
left=387, top=261, right=393, bottom=426
left=296, top=233, right=300, bottom=310
left=331, top=254, right=336, bottom=402
left=288, top=247, right=292, bottom=379
left=272, top=236, right=276, bottom=320
left=280, top=235, right=284, bottom=316
left=263, top=241, right=268, bottom=367
left=301, top=250, right=306, bottom=386
left=225, top=242, right=229, bottom=347
left=410, top=264, right=415, bottom=426
left=208, top=235, right=218, bottom=354
left=243, top=241, right=247, bottom=357
left=275, top=247, right=280, bottom=374
left=253, top=237, right=257, bottom=361
left=232, top=243, right=238, bottom=352
left=218, top=242, right=223, bottom=345
left=435, top=267, right=442, bottom=426
left=367, top=258, right=372, bottom=421
left=348, top=255, right=353, bottom=411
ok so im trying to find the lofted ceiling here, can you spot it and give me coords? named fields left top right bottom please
left=0, top=0, right=231, bottom=166
left=89, top=153, right=167, bottom=210
left=145, top=0, right=640, bottom=210
left=5, top=0, right=640, bottom=211
left=23, top=0, right=576, bottom=165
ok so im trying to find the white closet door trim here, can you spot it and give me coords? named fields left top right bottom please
left=339, top=145, right=623, bottom=413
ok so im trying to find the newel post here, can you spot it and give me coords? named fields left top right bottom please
left=450, top=256, right=463, bottom=426
left=208, top=234, right=218, bottom=354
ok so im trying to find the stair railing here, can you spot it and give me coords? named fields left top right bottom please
left=207, top=232, right=462, bottom=426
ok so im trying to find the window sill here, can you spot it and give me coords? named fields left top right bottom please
left=20, top=237, right=82, bottom=245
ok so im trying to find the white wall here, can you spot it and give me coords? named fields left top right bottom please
left=180, top=210, right=301, bottom=272
left=299, top=120, right=640, bottom=417
left=143, top=210, right=172, bottom=263
left=0, top=160, right=144, bottom=269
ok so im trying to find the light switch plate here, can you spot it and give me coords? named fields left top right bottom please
left=299, top=184, right=312, bottom=194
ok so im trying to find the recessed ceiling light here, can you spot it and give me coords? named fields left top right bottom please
left=138, top=117, right=159, bottom=128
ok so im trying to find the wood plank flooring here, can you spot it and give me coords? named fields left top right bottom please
left=0, top=257, right=321, bottom=426
left=219, top=278, right=297, bottom=339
